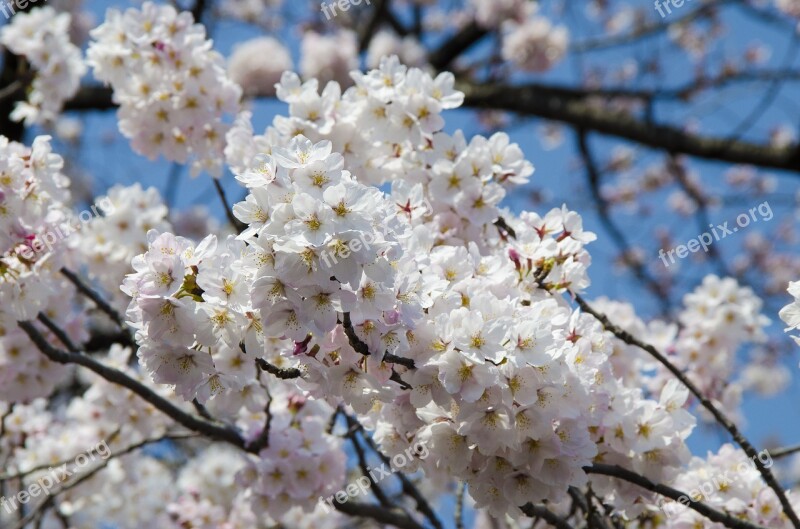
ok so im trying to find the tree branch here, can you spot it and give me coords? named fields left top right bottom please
left=344, top=413, right=443, bottom=529
left=17, top=320, right=247, bottom=450
left=519, top=503, right=576, bottom=529
left=576, top=130, right=672, bottom=315
left=572, top=295, right=800, bottom=529
left=460, top=81, right=800, bottom=173
left=584, top=464, right=770, bottom=529
left=429, top=21, right=487, bottom=70
left=253, top=357, right=304, bottom=380
left=60, top=267, right=128, bottom=331
left=333, top=500, right=427, bottom=529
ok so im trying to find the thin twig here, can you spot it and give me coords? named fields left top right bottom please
left=253, top=357, right=303, bottom=380
left=36, top=313, right=80, bottom=352
left=213, top=178, right=246, bottom=233
left=246, top=377, right=273, bottom=453
left=60, top=267, right=127, bottom=330
left=347, top=426, right=394, bottom=508
left=520, top=504, right=576, bottom=529
left=771, top=443, right=800, bottom=459
left=576, top=130, right=671, bottom=315
left=455, top=481, right=466, bottom=529
left=333, top=500, right=426, bottom=529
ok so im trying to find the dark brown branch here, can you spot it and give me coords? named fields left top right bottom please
left=213, top=178, right=246, bottom=233
left=576, top=130, right=672, bottom=315
left=253, top=357, right=303, bottom=379
left=37, top=313, right=80, bottom=353
left=429, top=21, right=487, bottom=70
left=333, top=500, right=426, bottom=529
left=568, top=486, right=612, bottom=529
left=460, top=81, right=800, bottom=173
left=342, top=312, right=415, bottom=369
left=771, top=443, right=800, bottom=459
left=60, top=267, right=127, bottom=329
left=17, top=320, right=247, bottom=450
left=519, top=503, right=576, bottom=529
left=347, top=425, right=394, bottom=509
left=345, top=413, right=443, bottom=529
left=63, top=84, right=114, bottom=111
left=584, top=464, right=770, bottom=529
left=358, top=0, right=390, bottom=52
left=247, top=374, right=273, bottom=453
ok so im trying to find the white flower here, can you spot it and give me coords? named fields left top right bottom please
left=228, top=37, right=293, bottom=97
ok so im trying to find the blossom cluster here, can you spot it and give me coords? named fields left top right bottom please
left=780, top=280, right=800, bottom=346
left=597, top=275, right=775, bottom=424
left=0, top=7, right=86, bottom=125
left=0, top=136, right=86, bottom=401
left=656, top=444, right=800, bottom=528
left=0, top=1, right=794, bottom=522
left=75, top=183, right=171, bottom=311
left=86, top=2, right=242, bottom=176
left=118, top=56, right=699, bottom=518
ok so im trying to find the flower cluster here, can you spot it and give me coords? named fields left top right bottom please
left=86, top=2, right=242, bottom=176
left=656, top=444, right=800, bottom=528
left=501, top=16, right=569, bottom=73
left=228, top=37, right=293, bottom=98
left=780, top=280, right=800, bottom=346
left=236, top=385, right=346, bottom=518
left=0, top=7, right=86, bottom=125
left=300, top=30, right=359, bottom=88
left=76, top=183, right=171, bottom=311
left=115, top=57, right=702, bottom=519
left=0, top=136, right=85, bottom=401
left=599, top=276, right=773, bottom=423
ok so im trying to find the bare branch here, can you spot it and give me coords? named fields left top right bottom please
left=429, top=21, right=487, bottom=70
left=60, top=268, right=129, bottom=334
left=333, top=500, right=427, bottom=529
left=212, top=178, right=246, bottom=233
left=460, top=81, right=800, bottom=173
left=771, top=443, right=800, bottom=459
left=575, top=130, right=672, bottom=315
left=519, top=503, right=576, bottom=529
left=253, top=357, right=304, bottom=380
